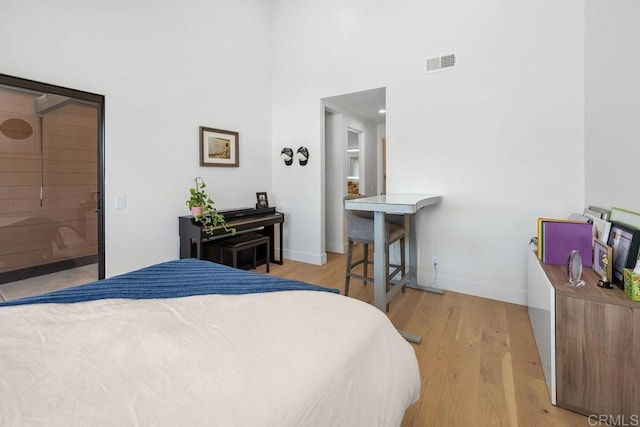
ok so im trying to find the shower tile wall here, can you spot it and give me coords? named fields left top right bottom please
left=0, top=88, right=98, bottom=276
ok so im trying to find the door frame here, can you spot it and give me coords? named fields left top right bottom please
left=346, top=126, right=365, bottom=196
left=0, top=73, right=106, bottom=280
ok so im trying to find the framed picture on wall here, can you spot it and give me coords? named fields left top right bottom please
left=200, top=127, right=239, bottom=167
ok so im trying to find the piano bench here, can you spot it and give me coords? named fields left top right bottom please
left=219, top=233, right=270, bottom=272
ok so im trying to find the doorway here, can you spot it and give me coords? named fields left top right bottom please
left=0, top=74, right=105, bottom=288
left=322, top=87, right=386, bottom=255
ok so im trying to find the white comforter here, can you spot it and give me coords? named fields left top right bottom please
left=0, top=291, right=420, bottom=426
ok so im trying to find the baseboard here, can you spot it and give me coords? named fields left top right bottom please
left=325, top=241, right=346, bottom=254
left=283, top=249, right=327, bottom=266
left=417, top=271, right=527, bottom=306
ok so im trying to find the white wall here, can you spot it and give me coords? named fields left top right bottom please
left=585, top=0, right=640, bottom=213
left=271, top=0, right=585, bottom=304
left=0, top=0, right=273, bottom=276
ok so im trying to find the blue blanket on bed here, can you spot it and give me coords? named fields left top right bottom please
left=0, top=259, right=339, bottom=307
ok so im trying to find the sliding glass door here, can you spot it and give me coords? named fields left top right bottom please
left=0, top=74, right=104, bottom=285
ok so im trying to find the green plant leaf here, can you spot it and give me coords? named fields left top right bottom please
left=186, top=177, right=234, bottom=235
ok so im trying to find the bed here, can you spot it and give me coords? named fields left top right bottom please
left=0, top=259, right=420, bottom=426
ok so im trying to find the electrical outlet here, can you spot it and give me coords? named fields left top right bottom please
left=432, top=256, right=438, bottom=266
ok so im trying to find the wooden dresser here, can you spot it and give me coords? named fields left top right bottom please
left=527, top=250, right=639, bottom=417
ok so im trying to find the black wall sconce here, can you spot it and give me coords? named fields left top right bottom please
left=281, top=147, right=293, bottom=166
left=297, top=146, right=309, bottom=166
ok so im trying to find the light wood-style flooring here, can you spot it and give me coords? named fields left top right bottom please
left=256, top=247, right=590, bottom=427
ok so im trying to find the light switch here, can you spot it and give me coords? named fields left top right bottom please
left=115, top=194, right=127, bottom=209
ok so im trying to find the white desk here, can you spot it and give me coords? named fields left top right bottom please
left=344, top=194, right=443, bottom=344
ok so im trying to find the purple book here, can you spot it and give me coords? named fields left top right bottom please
left=542, top=221, right=593, bottom=267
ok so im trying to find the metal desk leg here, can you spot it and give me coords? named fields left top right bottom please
left=373, top=211, right=387, bottom=312
left=404, top=212, right=444, bottom=295
left=374, top=211, right=425, bottom=344
left=399, top=330, right=422, bottom=344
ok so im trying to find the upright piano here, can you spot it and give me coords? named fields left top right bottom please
left=179, top=206, right=284, bottom=265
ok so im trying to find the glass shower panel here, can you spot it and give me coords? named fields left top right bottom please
left=0, top=86, right=99, bottom=283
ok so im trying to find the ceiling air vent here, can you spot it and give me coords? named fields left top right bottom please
left=425, top=53, right=456, bottom=73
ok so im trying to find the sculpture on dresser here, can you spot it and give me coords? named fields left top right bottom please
left=593, top=239, right=613, bottom=289
left=598, top=253, right=612, bottom=288
left=566, top=250, right=585, bottom=288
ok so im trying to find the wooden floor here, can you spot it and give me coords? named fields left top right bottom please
left=256, top=247, right=590, bottom=427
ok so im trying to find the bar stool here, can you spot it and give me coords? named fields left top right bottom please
left=344, top=196, right=406, bottom=310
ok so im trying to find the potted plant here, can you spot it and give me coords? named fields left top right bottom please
left=186, top=177, right=235, bottom=235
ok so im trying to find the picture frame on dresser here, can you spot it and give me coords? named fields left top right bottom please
left=607, top=221, right=640, bottom=287
left=583, top=213, right=611, bottom=243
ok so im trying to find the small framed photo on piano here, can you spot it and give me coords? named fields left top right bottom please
left=256, top=192, right=269, bottom=208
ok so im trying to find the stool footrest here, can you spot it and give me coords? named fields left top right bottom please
left=347, top=272, right=373, bottom=283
